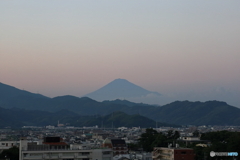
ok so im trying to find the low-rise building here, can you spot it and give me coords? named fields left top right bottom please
left=19, top=137, right=113, bottom=160
left=0, top=140, right=19, bottom=152
left=178, top=136, right=209, bottom=146
left=152, top=147, right=195, bottom=160
left=103, top=138, right=128, bottom=156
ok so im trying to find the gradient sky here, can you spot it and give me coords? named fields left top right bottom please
left=1, top=1, right=240, bottom=107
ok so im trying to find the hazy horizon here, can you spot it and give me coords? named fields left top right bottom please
left=1, top=1, right=240, bottom=107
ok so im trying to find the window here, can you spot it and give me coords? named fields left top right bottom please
left=181, top=151, right=186, bottom=154
left=62, top=153, right=74, bottom=156
left=82, top=152, right=90, bottom=155
left=29, top=153, right=42, bottom=158
left=23, top=153, right=28, bottom=157
left=103, top=151, right=111, bottom=155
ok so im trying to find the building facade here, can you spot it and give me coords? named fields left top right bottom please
left=0, top=140, right=19, bottom=152
left=152, top=147, right=195, bottom=160
left=102, top=138, right=128, bottom=156
left=19, top=137, right=113, bottom=160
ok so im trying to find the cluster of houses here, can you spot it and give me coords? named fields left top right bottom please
left=0, top=125, right=239, bottom=160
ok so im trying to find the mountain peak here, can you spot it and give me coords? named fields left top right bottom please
left=85, top=79, right=161, bottom=102
left=110, top=78, right=132, bottom=84
left=113, top=78, right=129, bottom=82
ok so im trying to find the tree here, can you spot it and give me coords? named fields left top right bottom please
left=193, top=130, right=200, bottom=137
left=227, top=132, right=240, bottom=154
left=0, top=146, right=19, bottom=160
left=128, top=143, right=139, bottom=151
left=138, top=129, right=182, bottom=152
left=166, top=130, right=180, bottom=140
left=138, top=128, right=158, bottom=152
left=195, top=131, right=240, bottom=160
left=152, top=132, right=168, bottom=147
left=167, top=130, right=174, bottom=139
left=173, top=131, right=180, bottom=140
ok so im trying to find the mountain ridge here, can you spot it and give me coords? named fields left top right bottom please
left=0, top=107, right=177, bottom=128
left=0, top=82, right=48, bottom=99
left=0, top=81, right=240, bottom=126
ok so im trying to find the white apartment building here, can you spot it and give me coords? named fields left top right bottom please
left=180, top=136, right=200, bottom=141
left=19, top=137, right=113, bottom=160
left=0, top=140, right=19, bottom=152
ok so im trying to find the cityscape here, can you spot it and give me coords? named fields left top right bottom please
left=0, top=123, right=240, bottom=160
left=1, top=1, right=240, bottom=160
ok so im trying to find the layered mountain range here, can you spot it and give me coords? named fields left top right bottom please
left=0, top=107, right=177, bottom=128
left=0, top=80, right=240, bottom=127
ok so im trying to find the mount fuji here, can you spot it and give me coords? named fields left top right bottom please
left=85, top=79, right=161, bottom=103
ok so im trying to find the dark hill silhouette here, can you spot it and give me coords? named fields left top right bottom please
left=0, top=82, right=49, bottom=109
left=0, top=107, right=177, bottom=128
left=0, top=82, right=240, bottom=126
left=150, top=100, right=240, bottom=125
left=0, top=82, right=48, bottom=100
left=102, top=99, right=154, bottom=107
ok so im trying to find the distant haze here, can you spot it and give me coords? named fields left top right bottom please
left=1, top=1, right=240, bottom=107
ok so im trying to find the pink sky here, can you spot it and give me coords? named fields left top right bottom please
left=1, top=1, right=240, bottom=106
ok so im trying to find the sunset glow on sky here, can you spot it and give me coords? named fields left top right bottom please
left=1, top=1, right=240, bottom=106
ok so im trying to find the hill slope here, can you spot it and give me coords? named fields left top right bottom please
left=150, top=101, right=240, bottom=125
left=0, top=107, right=176, bottom=128
left=0, top=82, right=49, bottom=109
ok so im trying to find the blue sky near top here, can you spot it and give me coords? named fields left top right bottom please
left=1, top=1, right=240, bottom=106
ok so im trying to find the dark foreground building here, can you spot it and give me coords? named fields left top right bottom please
left=152, top=147, right=195, bottom=160
left=102, top=138, right=128, bottom=156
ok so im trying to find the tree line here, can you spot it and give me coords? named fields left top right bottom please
left=129, top=128, right=240, bottom=160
